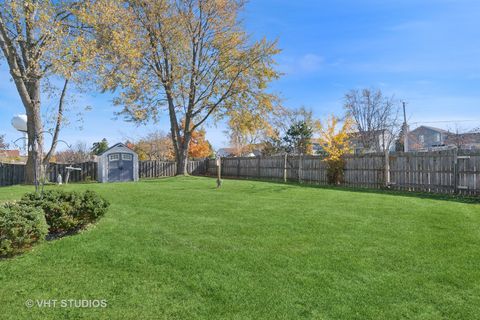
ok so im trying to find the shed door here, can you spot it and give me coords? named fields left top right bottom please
left=108, top=153, right=134, bottom=182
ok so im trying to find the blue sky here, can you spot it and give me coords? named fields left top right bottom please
left=1, top=0, right=480, bottom=150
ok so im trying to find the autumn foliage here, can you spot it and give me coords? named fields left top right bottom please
left=188, top=129, right=213, bottom=159
left=79, top=0, right=280, bottom=175
left=130, top=127, right=212, bottom=161
left=316, top=116, right=353, bottom=184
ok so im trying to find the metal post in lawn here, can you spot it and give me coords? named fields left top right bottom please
left=283, top=153, right=288, bottom=183
left=216, top=156, right=222, bottom=188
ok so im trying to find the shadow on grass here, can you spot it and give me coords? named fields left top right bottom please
left=205, top=175, right=480, bottom=205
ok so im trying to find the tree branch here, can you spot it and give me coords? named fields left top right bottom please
left=44, top=78, right=69, bottom=164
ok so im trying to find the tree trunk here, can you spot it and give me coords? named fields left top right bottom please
left=176, top=145, right=189, bottom=176
left=176, top=133, right=191, bottom=176
left=25, top=82, right=44, bottom=184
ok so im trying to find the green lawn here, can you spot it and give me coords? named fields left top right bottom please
left=0, top=177, right=479, bottom=320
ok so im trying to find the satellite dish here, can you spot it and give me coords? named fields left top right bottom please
left=11, top=114, right=27, bottom=132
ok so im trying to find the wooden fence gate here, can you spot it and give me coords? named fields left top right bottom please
left=388, top=150, right=479, bottom=195
left=456, top=152, right=479, bottom=195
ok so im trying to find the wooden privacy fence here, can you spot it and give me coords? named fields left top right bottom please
left=388, top=150, right=479, bottom=194
left=0, top=160, right=207, bottom=186
left=207, top=150, right=480, bottom=196
left=206, top=155, right=330, bottom=184
left=0, top=162, right=98, bottom=187
left=47, top=162, right=98, bottom=183
left=138, top=160, right=206, bottom=178
left=2, top=152, right=479, bottom=195
left=0, top=163, right=25, bottom=187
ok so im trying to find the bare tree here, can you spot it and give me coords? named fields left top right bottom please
left=446, top=125, right=480, bottom=150
left=55, top=141, right=92, bottom=163
left=344, top=88, right=401, bottom=187
left=0, top=134, right=9, bottom=150
left=132, top=131, right=174, bottom=161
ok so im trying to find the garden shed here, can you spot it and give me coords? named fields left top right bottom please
left=97, top=143, right=139, bottom=183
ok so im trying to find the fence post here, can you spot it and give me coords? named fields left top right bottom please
left=283, top=153, right=288, bottom=183
left=298, top=154, right=303, bottom=183
left=257, top=156, right=261, bottom=178
left=453, top=149, right=459, bottom=195
left=237, top=158, right=241, bottom=177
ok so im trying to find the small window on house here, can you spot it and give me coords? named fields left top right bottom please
left=109, top=154, right=120, bottom=161
left=419, top=135, right=425, bottom=144
left=435, top=133, right=441, bottom=142
left=122, top=154, right=133, bottom=161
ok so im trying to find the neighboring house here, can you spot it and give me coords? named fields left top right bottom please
left=445, top=132, right=480, bottom=150
left=0, top=150, right=24, bottom=164
left=216, top=147, right=262, bottom=157
left=250, top=149, right=263, bottom=157
left=310, top=139, right=325, bottom=155
left=407, top=125, right=480, bottom=151
left=408, top=126, right=450, bottom=151
left=216, top=148, right=237, bottom=157
left=349, top=130, right=395, bottom=154
left=0, top=150, right=20, bottom=158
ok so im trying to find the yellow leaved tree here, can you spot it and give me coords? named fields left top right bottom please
left=316, top=115, right=354, bottom=184
left=0, top=1, right=96, bottom=185
left=79, top=0, right=280, bottom=175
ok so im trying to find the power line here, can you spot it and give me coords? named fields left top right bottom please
left=411, top=120, right=480, bottom=125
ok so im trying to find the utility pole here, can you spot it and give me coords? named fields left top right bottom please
left=402, top=101, right=409, bottom=152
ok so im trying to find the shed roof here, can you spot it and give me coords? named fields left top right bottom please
left=98, top=142, right=136, bottom=156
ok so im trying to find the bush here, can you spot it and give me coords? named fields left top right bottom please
left=0, top=203, right=48, bottom=257
left=326, top=159, right=345, bottom=185
left=20, top=190, right=110, bottom=233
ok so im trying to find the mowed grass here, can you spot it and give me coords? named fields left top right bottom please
left=0, top=177, right=480, bottom=320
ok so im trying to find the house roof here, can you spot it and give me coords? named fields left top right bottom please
left=348, top=129, right=391, bottom=137
left=217, top=147, right=236, bottom=154
left=410, top=125, right=450, bottom=134
left=217, top=147, right=264, bottom=157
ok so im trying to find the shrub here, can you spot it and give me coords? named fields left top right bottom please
left=81, top=190, right=110, bottom=223
left=326, top=159, right=346, bottom=185
left=316, top=115, right=352, bottom=185
left=20, top=190, right=110, bottom=233
left=0, top=203, right=48, bottom=257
